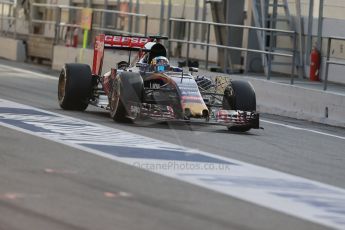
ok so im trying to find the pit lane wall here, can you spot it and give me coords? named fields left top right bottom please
left=0, top=37, right=26, bottom=62
left=229, top=75, right=345, bottom=128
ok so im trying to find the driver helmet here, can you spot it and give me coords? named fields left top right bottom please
left=150, top=56, right=170, bottom=72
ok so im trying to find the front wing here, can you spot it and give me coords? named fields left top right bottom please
left=126, top=102, right=259, bottom=129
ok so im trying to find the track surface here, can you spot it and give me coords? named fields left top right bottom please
left=0, top=59, right=345, bottom=230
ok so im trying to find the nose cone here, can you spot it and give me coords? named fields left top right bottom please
left=184, top=103, right=209, bottom=117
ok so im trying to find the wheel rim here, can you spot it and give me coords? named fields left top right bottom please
left=110, top=79, right=120, bottom=118
left=58, top=70, right=66, bottom=102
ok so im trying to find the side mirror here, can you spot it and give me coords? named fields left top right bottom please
left=189, top=67, right=198, bottom=73
left=171, top=66, right=183, bottom=72
left=136, top=63, right=148, bottom=68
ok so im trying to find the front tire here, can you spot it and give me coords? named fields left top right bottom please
left=222, top=80, right=256, bottom=111
left=110, top=72, right=143, bottom=122
left=58, top=63, right=92, bottom=111
left=222, top=80, right=256, bottom=132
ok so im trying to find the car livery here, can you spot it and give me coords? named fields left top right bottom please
left=58, top=34, right=259, bottom=132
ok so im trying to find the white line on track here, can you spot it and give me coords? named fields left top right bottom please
left=261, top=119, right=345, bottom=140
left=1, top=63, right=344, bottom=141
left=0, top=63, right=58, bottom=80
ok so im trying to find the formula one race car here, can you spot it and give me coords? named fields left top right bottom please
left=58, top=34, right=259, bottom=132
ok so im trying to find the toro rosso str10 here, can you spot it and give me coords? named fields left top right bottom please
left=58, top=34, right=259, bottom=132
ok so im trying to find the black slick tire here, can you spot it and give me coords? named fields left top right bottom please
left=110, top=72, right=143, bottom=122
left=58, top=63, right=92, bottom=111
left=222, top=80, right=256, bottom=132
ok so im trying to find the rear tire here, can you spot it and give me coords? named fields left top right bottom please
left=58, top=63, right=92, bottom=111
left=222, top=80, right=256, bottom=132
left=110, top=72, right=143, bottom=122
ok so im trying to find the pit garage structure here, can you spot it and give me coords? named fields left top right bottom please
left=1, top=0, right=345, bottom=86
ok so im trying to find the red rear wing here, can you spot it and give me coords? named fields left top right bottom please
left=92, top=34, right=151, bottom=75
left=104, top=35, right=150, bottom=49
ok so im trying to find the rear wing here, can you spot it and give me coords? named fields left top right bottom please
left=92, top=34, right=168, bottom=75
left=104, top=35, right=150, bottom=50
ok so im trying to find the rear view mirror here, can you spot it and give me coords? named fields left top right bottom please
left=136, top=63, right=148, bottom=68
left=189, top=67, right=199, bottom=73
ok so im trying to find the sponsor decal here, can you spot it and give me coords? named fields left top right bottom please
left=104, top=35, right=149, bottom=48
left=149, top=82, right=161, bottom=89
left=0, top=99, right=345, bottom=229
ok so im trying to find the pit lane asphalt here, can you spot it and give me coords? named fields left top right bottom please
left=0, top=59, right=344, bottom=230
